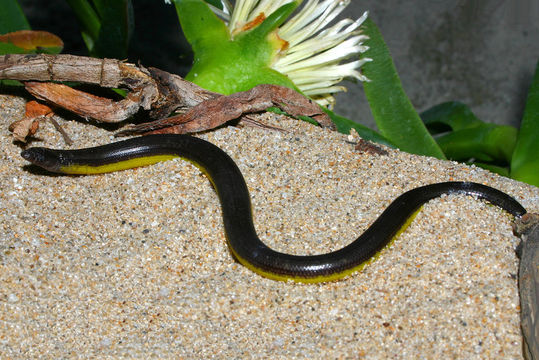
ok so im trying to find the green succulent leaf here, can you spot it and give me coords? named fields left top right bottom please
left=361, top=18, right=445, bottom=159
left=435, top=123, right=517, bottom=164
left=421, top=101, right=483, bottom=134
left=510, top=60, right=539, bottom=186
left=171, top=0, right=229, bottom=55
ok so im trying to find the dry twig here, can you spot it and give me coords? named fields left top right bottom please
left=1, top=54, right=332, bottom=140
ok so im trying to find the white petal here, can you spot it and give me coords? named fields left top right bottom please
left=228, top=0, right=297, bottom=32
left=276, top=37, right=366, bottom=73
left=278, top=0, right=327, bottom=37
left=314, top=94, right=336, bottom=105
left=289, top=15, right=367, bottom=54
left=288, top=60, right=370, bottom=83
left=208, top=2, right=232, bottom=21
left=229, top=0, right=258, bottom=31
left=274, top=31, right=367, bottom=68
left=303, top=85, right=347, bottom=96
left=280, top=0, right=352, bottom=47
left=249, top=0, right=296, bottom=23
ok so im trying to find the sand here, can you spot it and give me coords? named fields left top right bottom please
left=1, top=94, right=538, bottom=359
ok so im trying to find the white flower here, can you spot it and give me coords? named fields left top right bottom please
left=211, top=0, right=371, bottom=107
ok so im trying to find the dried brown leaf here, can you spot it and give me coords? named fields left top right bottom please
left=0, top=30, right=63, bottom=52
left=117, top=84, right=332, bottom=136
left=8, top=100, right=53, bottom=142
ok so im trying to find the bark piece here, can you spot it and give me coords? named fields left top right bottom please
left=147, top=67, right=217, bottom=118
left=2, top=54, right=333, bottom=138
left=0, top=54, right=214, bottom=121
left=24, top=82, right=141, bottom=122
left=514, top=213, right=539, bottom=360
left=1, top=54, right=148, bottom=88
left=117, top=84, right=333, bottom=136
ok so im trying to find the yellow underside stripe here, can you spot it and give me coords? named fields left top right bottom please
left=60, top=154, right=179, bottom=174
left=228, top=206, right=423, bottom=283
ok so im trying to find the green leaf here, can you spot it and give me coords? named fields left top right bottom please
left=65, top=0, right=134, bottom=58
left=361, top=18, right=445, bottom=159
left=65, top=0, right=101, bottom=51
left=0, top=79, right=22, bottom=86
left=171, top=0, right=230, bottom=55
left=436, top=123, right=517, bottom=163
left=421, top=101, right=483, bottom=134
left=92, top=0, right=134, bottom=58
left=0, top=41, right=26, bottom=54
left=0, top=0, right=30, bottom=34
left=510, top=60, right=539, bottom=186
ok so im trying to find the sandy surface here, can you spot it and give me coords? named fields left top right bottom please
left=1, top=94, right=538, bottom=358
